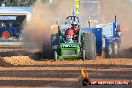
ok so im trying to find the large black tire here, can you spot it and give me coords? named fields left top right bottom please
left=51, top=34, right=59, bottom=48
left=42, top=42, right=50, bottom=58
left=82, top=33, right=96, bottom=60
left=112, top=41, right=119, bottom=57
left=42, top=25, right=58, bottom=59
left=54, top=51, right=58, bottom=61
left=107, top=42, right=119, bottom=58
left=107, top=43, right=113, bottom=58
left=51, top=34, right=59, bottom=58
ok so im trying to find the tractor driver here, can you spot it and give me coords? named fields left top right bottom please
left=65, top=28, right=74, bottom=43
left=65, top=27, right=79, bottom=42
left=71, top=21, right=79, bottom=40
left=64, top=17, right=79, bottom=42
left=1, top=22, right=6, bottom=27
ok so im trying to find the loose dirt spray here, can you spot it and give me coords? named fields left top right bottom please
left=23, top=0, right=132, bottom=58
left=22, top=0, right=73, bottom=58
left=99, top=0, right=132, bottom=57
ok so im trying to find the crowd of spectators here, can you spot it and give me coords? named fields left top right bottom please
left=0, top=0, right=36, bottom=7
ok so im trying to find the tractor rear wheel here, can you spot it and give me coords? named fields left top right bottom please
left=108, top=43, right=113, bottom=58
left=42, top=25, right=58, bottom=59
left=107, top=41, right=119, bottom=58
left=54, top=51, right=58, bottom=61
left=113, top=42, right=119, bottom=55
left=82, top=33, right=96, bottom=60
left=112, top=41, right=119, bottom=57
left=51, top=34, right=59, bottom=59
left=50, top=25, right=59, bottom=60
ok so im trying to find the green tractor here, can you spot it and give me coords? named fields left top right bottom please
left=51, top=16, right=96, bottom=61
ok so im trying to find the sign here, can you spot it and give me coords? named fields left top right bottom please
left=0, top=7, right=32, bottom=12
left=62, top=44, right=76, bottom=48
left=75, top=0, right=80, bottom=15
left=0, top=16, right=16, bottom=20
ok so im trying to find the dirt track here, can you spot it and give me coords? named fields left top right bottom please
left=0, top=49, right=131, bottom=88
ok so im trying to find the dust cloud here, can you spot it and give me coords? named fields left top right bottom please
left=99, top=0, right=132, bottom=57
left=23, top=0, right=132, bottom=58
left=22, top=0, right=73, bottom=57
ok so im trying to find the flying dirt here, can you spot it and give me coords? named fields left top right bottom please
left=22, top=0, right=132, bottom=58
left=0, top=0, right=131, bottom=87
left=23, top=0, right=74, bottom=57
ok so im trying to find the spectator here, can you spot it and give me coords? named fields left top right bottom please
left=1, top=22, right=6, bottom=27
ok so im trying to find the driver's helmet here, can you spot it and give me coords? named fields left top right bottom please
left=65, top=28, right=74, bottom=35
left=65, top=29, right=74, bottom=42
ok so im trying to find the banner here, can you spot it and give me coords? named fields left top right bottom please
left=0, top=16, right=16, bottom=20
left=75, top=0, right=80, bottom=15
